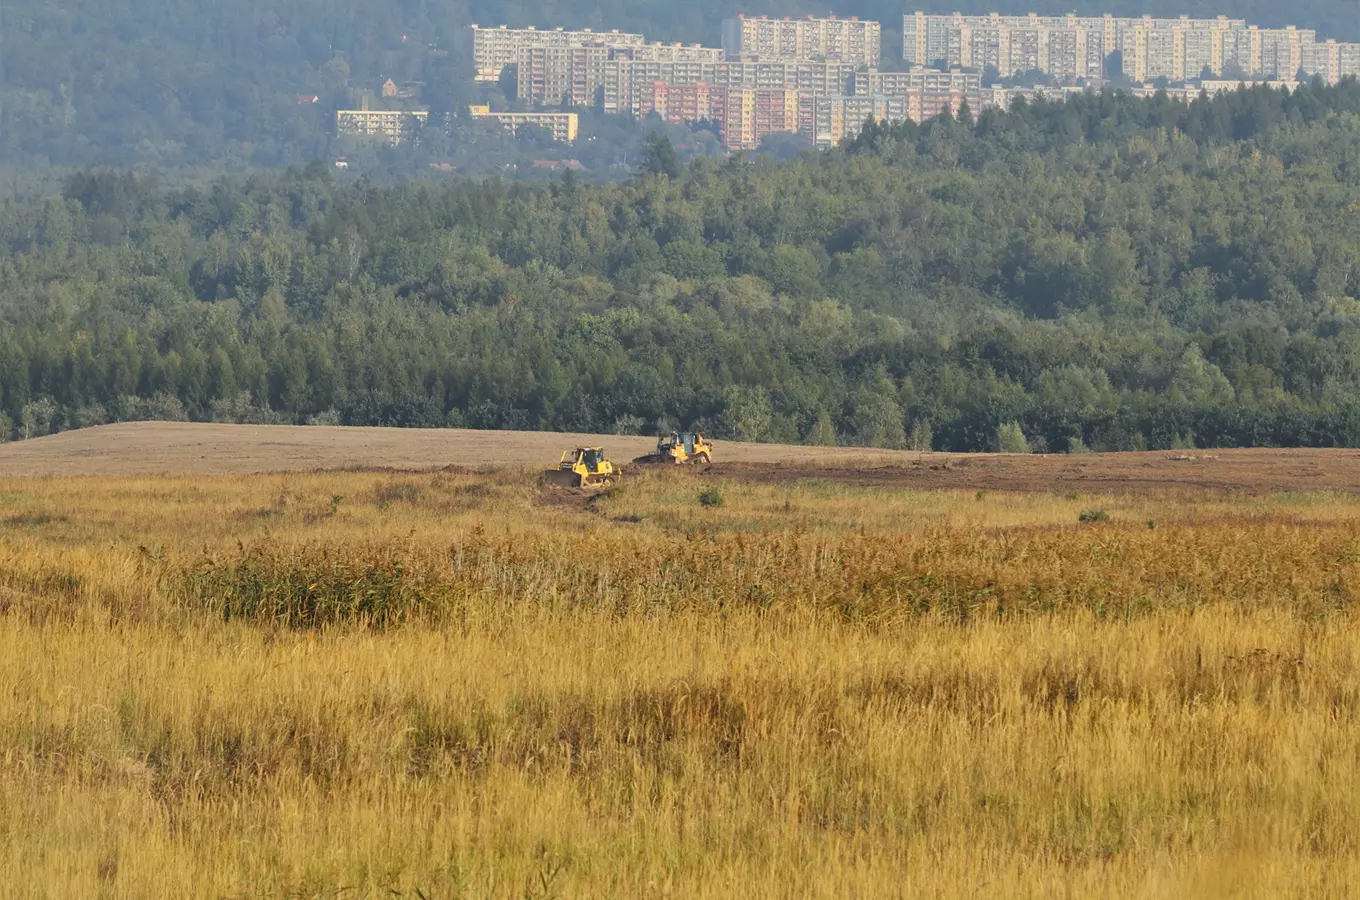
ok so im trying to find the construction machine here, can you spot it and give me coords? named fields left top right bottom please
left=636, top=431, right=713, bottom=466
left=546, top=446, right=620, bottom=488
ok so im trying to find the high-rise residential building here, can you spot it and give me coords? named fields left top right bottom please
left=632, top=65, right=984, bottom=151
left=896, top=13, right=1348, bottom=82
left=602, top=59, right=857, bottom=115
left=467, top=25, right=644, bottom=82
left=637, top=81, right=724, bottom=125
left=854, top=68, right=981, bottom=103
left=1301, top=40, right=1360, bottom=82
left=517, top=42, right=727, bottom=107
left=517, top=45, right=612, bottom=106
left=1258, top=26, right=1315, bottom=78
left=721, top=15, right=881, bottom=67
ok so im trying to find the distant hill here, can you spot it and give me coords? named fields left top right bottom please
left=1, top=0, right=1357, bottom=170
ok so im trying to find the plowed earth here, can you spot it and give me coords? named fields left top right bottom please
left=1, top=422, right=1358, bottom=495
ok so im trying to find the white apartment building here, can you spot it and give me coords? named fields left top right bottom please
left=1301, top=40, right=1360, bottom=82
left=468, top=25, right=644, bottom=82
left=721, top=15, right=881, bottom=67
left=901, top=13, right=1349, bottom=82
left=517, top=45, right=612, bottom=106
left=517, top=42, right=727, bottom=107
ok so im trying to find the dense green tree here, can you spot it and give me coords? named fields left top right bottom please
left=637, top=133, right=682, bottom=180
left=1, top=86, right=1360, bottom=448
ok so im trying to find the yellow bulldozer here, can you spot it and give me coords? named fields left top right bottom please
left=546, top=446, right=620, bottom=488
left=636, top=431, right=713, bottom=466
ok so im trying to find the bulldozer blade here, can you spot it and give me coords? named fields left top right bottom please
left=542, top=470, right=582, bottom=489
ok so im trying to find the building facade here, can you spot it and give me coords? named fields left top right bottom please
left=602, top=59, right=857, bottom=115
left=721, top=15, right=881, bottom=67
left=902, top=13, right=1353, bottom=82
left=517, top=42, right=728, bottom=107
left=335, top=107, right=429, bottom=145
left=467, top=105, right=579, bottom=143
left=516, top=45, right=612, bottom=106
left=468, top=25, right=644, bottom=82
left=630, top=65, right=983, bottom=151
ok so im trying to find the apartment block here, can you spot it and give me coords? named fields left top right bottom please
left=468, top=25, right=644, bottom=82
left=467, top=105, right=579, bottom=142
left=517, top=42, right=728, bottom=108
left=603, top=59, right=856, bottom=115
left=635, top=66, right=983, bottom=152
left=711, top=86, right=808, bottom=150
left=1258, top=26, right=1315, bottom=78
left=1126, top=79, right=1299, bottom=101
left=636, top=81, right=723, bottom=124
left=854, top=68, right=981, bottom=101
left=335, top=107, right=429, bottom=145
left=619, top=43, right=727, bottom=63
left=517, top=45, right=611, bottom=106
left=721, top=15, right=881, bottom=67
left=1301, top=40, right=1360, bottom=82
left=902, top=13, right=1305, bottom=82
left=979, top=84, right=1087, bottom=110
left=709, top=88, right=753, bottom=150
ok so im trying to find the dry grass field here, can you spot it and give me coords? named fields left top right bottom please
left=3, top=428, right=1360, bottom=897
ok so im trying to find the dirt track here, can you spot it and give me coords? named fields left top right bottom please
left=2, top=422, right=1359, bottom=495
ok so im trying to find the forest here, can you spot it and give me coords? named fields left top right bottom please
left=3, top=81, right=1360, bottom=451
left=2, top=0, right=1359, bottom=171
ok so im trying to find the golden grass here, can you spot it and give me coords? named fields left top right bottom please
left=1, top=467, right=1359, bottom=897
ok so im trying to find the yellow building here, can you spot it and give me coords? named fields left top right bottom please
left=468, top=105, right=579, bottom=143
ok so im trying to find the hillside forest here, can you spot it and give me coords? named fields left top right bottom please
left=3, top=83, right=1360, bottom=451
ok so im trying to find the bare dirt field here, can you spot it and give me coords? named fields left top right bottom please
left=2, top=421, right=1360, bottom=494
left=0, top=422, right=922, bottom=477
left=723, top=447, right=1360, bottom=495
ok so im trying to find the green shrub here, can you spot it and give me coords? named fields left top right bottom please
left=698, top=486, right=725, bottom=508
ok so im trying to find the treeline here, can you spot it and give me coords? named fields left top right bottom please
left=3, top=82, right=1360, bottom=451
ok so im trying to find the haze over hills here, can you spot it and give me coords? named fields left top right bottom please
left=1, top=0, right=1357, bottom=170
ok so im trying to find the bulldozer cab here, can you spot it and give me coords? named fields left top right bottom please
left=680, top=432, right=696, bottom=454
left=580, top=447, right=605, bottom=473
